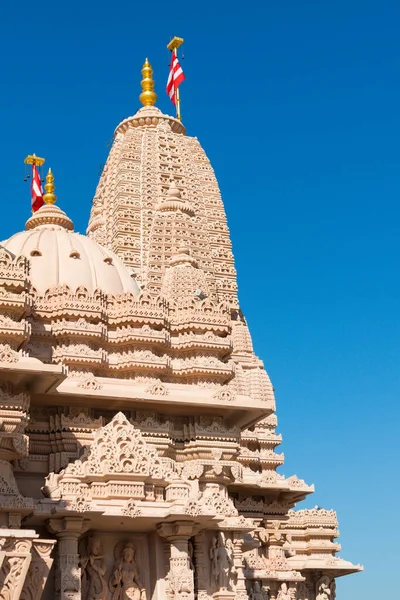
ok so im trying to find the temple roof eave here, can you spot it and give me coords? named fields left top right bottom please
left=0, top=357, right=67, bottom=392
left=286, top=555, right=364, bottom=578
left=32, top=377, right=273, bottom=426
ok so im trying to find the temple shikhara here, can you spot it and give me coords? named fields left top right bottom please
left=0, top=44, right=361, bottom=600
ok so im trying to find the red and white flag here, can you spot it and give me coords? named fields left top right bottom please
left=166, top=50, right=185, bottom=106
left=31, top=164, right=44, bottom=212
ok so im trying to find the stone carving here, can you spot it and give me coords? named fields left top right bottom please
left=60, top=554, right=81, bottom=600
left=145, top=380, right=169, bottom=395
left=276, top=583, right=291, bottom=600
left=200, top=486, right=238, bottom=517
left=20, top=539, right=56, bottom=600
left=316, top=582, right=331, bottom=600
left=0, top=536, right=35, bottom=599
left=250, top=581, right=269, bottom=600
left=210, top=532, right=236, bottom=590
left=77, top=373, right=103, bottom=391
left=181, top=462, right=204, bottom=480
left=213, top=388, right=235, bottom=402
left=71, top=492, right=91, bottom=513
left=80, top=536, right=107, bottom=600
left=57, top=411, right=168, bottom=480
left=109, top=542, right=146, bottom=600
left=122, top=499, right=142, bottom=518
left=0, top=343, right=18, bottom=363
left=167, top=566, right=194, bottom=600
left=243, top=548, right=265, bottom=571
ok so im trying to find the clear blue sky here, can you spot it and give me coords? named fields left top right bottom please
left=1, top=1, right=398, bottom=598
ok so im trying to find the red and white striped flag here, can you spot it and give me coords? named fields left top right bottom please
left=166, top=50, right=185, bottom=106
left=31, top=164, right=44, bottom=212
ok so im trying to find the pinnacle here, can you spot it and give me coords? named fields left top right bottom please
left=167, top=181, right=182, bottom=199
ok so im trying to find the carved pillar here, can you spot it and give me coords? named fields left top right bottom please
left=232, top=532, right=247, bottom=600
left=48, top=517, right=89, bottom=600
left=0, top=532, right=34, bottom=600
left=304, top=578, right=315, bottom=600
left=269, top=582, right=279, bottom=600
left=193, top=531, right=208, bottom=600
left=267, top=527, right=289, bottom=571
left=21, top=539, right=56, bottom=600
left=288, top=582, right=298, bottom=599
left=0, top=385, right=33, bottom=528
left=157, top=521, right=199, bottom=600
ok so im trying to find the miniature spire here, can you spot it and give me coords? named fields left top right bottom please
left=139, top=58, right=157, bottom=107
left=167, top=180, right=182, bottom=199
left=43, top=168, right=57, bottom=205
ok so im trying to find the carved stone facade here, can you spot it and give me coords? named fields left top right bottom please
left=0, top=62, right=361, bottom=598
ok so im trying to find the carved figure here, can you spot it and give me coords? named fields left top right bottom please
left=277, top=583, right=291, bottom=600
left=81, top=536, right=107, bottom=600
left=188, top=539, right=194, bottom=570
left=109, top=542, right=146, bottom=600
left=210, top=532, right=235, bottom=590
left=209, top=535, right=218, bottom=585
left=250, top=581, right=269, bottom=600
left=316, top=583, right=331, bottom=600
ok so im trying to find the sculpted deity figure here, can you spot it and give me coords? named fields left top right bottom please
left=250, top=581, right=269, bottom=600
left=210, top=535, right=219, bottom=585
left=109, top=542, right=146, bottom=600
left=210, top=532, right=235, bottom=590
left=277, top=582, right=291, bottom=600
left=316, top=583, right=331, bottom=600
left=80, top=536, right=107, bottom=600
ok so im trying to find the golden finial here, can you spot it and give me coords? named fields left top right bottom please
left=43, top=168, right=57, bottom=205
left=139, top=58, right=157, bottom=107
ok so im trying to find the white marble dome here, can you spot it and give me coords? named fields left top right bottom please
left=1, top=203, right=140, bottom=296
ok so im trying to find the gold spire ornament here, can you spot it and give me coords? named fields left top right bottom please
left=139, top=58, right=157, bottom=107
left=43, top=168, right=57, bottom=205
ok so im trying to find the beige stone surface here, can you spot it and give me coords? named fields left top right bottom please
left=0, top=80, right=361, bottom=599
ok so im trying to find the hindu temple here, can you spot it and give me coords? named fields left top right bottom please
left=0, top=54, right=362, bottom=600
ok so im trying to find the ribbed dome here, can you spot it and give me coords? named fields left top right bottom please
left=1, top=204, right=140, bottom=296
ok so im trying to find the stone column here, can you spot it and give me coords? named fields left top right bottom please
left=0, top=385, right=33, bottom=529
left=48, top=517, right=90, bottom=600
left=268, top=528, right=289, bottom=571
left=193, top=531, right=208, bottom=600
left=0, top=532, right=34, bottom=600
left=232, top=532, right=247, bottom=600
left=157, top=521, right=199, bottom=600
left=21, top=539, right=56, bottom=600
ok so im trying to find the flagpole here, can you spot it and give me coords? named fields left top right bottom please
left=175, top=87, right=182, bottom=122
left=167, top=36, right=184, bottom=121
left=24, top=154, right=45, bottom=213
